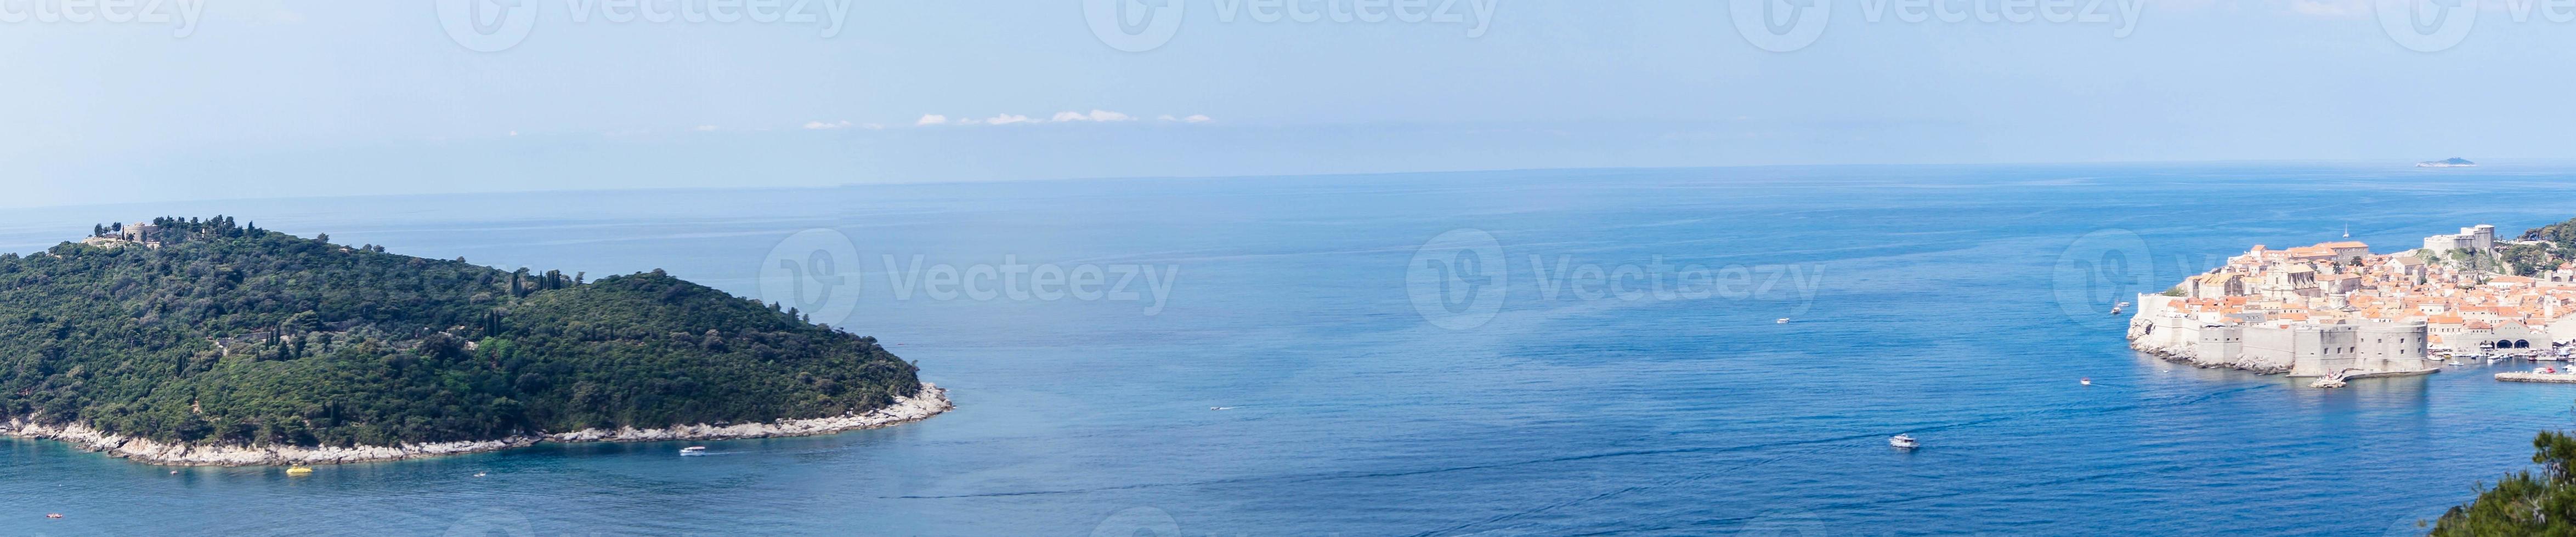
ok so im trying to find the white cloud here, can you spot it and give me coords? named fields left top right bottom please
left=912, top=110, right=1199, bottom=127
left=861, top=123, right=885, bottom=130
left=803, top=120, right=854, bottom=130
left=1051, top=110, right=1137, bottom=122
left=2287, top=0, right=2366, bottom=17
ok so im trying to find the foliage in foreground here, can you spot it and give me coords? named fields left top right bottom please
left=0, top=216, right=919, bottom=448
left=2432, top=431, right=2576, bottom=536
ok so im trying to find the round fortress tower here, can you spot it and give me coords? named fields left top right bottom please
left=2356, top=321, right=2433, bottom=373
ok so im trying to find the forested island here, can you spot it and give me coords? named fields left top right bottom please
left=0, top=216, right=947, bottom=465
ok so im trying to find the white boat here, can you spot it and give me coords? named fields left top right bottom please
left=2447, top=360, right=2465, bottom=366
left=1209, top=407, right=1234, bottom=410
left=2079, top=378, right=2092, bottom=386
left=1776, top=318, right=1790, bottom=324
left=680, top=446, right=708, bottom=456
left=1888, top=435, right=1919, bottom=449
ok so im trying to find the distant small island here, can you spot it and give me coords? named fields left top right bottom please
left=2418, top=157, right=2478, bottom=168
left=0, top=217, right=948, bottom=466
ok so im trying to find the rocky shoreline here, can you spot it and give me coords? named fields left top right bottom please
left=0, top=383, right=950, bottom=466
left=2127, top=339, right=2294, bottom=374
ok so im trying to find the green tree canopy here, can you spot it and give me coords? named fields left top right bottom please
left=2433, top=431, right=2576, bottom=535
left=0, top=217, right=919, bottom=448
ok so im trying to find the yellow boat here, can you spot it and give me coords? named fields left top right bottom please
left=285, top=466, right=314, bottom=475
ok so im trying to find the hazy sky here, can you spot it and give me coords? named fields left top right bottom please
left=2, top=0, right=2569, bottom=207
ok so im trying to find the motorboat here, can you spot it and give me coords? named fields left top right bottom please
left=1888, top=435, right=1919, bottom=449
left=285, top=466, right=313, bottom=475
left=1210, top=407, right=1235, bottom=411
left=680, top=446, right=708, bottom=456
left=1776, top=318, right=1790, bottom=324
left=2079, top=378, right=2092, bottom=386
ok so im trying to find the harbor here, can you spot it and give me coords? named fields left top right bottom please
left=2496, top=371, right=2576, bottom=384
left=2434, top=346, right=2576, bottom=384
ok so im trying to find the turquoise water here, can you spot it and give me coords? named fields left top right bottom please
left=7, top=164, right=2576, bottom=535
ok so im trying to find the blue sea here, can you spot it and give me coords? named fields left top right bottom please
left=8, top=163, right=2576, bottom=535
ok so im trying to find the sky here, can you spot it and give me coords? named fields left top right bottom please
left=1, top=0, right=2572, bottom=207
